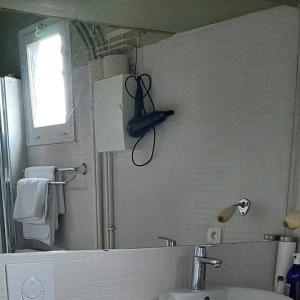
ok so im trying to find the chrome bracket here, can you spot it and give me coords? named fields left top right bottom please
left=75, top=163, right=88, bottom=175
left=104, top=227, right=116, bottom=232
left=158, top=236, right=177, bottom=247
left=237, top=198, right=250, bottom=216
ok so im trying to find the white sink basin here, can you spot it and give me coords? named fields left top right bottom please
left=159, top=287, right=291, bottom=300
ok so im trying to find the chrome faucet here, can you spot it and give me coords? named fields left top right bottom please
left=191, top=246, right=222, bottom=290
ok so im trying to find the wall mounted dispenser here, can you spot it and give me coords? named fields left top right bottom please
left=274, top=236, right=297, bottom=294
left=217, top=198, right=250, bottom=223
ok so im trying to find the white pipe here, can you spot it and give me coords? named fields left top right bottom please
left=102, top=152, right=115, bottom=249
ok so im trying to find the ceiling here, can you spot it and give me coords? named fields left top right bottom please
left=0, top=1, right=299, bottom=82
left=0, top=0, right=299, bottom=33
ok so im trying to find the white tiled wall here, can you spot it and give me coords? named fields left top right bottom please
left=113, top=5, right=299, bottom=248
left=0, top=242, right=276, bottom=300
left=206, top=242, right=277, bottom=290
left=0, top=247, right=192, bottom=300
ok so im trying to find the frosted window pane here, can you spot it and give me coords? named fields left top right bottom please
left=26, top=33, right=67, bottom=128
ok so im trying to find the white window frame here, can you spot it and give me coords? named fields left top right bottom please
left=19, top=18, right=74, bottom=146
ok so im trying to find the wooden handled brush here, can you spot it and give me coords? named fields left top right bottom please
left=283, top=211, right=300, bottom=229
left=217, top=206, right=237, bottom=223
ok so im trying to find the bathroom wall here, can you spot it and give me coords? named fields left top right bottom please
left=0, top=242, right=277, bottom=300
left=206, top=242, right=277, bottom=289
left=113, top=6, right=299, bottom=248
left=285, top=10, right=300, bottom=244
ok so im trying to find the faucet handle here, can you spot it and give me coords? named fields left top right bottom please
left=158, top=236, right=177, bottom=247
left=194, top=245, right=213, bottom=257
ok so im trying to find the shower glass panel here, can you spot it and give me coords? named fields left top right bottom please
left=0, top=77, right=25, bottom=253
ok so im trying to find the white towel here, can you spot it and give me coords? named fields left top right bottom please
left=23, top=183, right=57, bottom=246
left=23, top=199, right=56, bottom=245
left=15, top=249, right=39, bottom=253
left=56, top=171, right=65, bottom=215
left=24, top=166, right=55, bottom=180
left=13, top=178, right=50, bottom=223
left=26, top=166, right=65, bottom=221
left=21, top=166, right=64, bottom=246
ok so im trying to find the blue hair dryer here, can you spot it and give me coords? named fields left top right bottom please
left=126, top=75, right=174, bottom=138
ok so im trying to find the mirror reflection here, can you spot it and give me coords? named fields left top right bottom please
left=0, top=4, right=298, bottom=253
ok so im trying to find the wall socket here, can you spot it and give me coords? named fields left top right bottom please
left=207, top=227, right=222, bottom=244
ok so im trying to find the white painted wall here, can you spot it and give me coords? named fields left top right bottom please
left=113, top=6, right=299, bottom=248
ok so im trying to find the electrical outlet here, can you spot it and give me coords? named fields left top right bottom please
left=207, top=227, right=222, bottom=244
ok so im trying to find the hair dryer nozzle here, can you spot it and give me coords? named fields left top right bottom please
left=164, top=110, right=174, bottom=116
left=128, top=110, right=175, bottom=137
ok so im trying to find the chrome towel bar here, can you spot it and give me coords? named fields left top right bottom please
left=51, top=163, right=87, bottom=185
left=22, top=163, right=87, bottom=185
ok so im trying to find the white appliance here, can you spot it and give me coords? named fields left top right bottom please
left=93, top=74, right=134, bottom=152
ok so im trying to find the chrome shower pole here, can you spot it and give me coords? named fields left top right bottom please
left=0, top=78, right=16, bottom=253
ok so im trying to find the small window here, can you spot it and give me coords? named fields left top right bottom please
left=20, top=19, right=74, bottom=146
left=27, top=33, right=67, bottom=128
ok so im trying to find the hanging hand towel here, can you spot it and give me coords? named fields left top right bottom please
left=13, top=178, right=50, bottom=223
left=24, top=166, right=56, bottom=180
left=23, top=190, right=57, bottom=246
left=22, top=166, right=59, bottom=246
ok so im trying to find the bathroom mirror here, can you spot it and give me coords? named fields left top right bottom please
left=0, top=8, right=172, bottom=253
left=0, top=2, right=299, bottom=253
